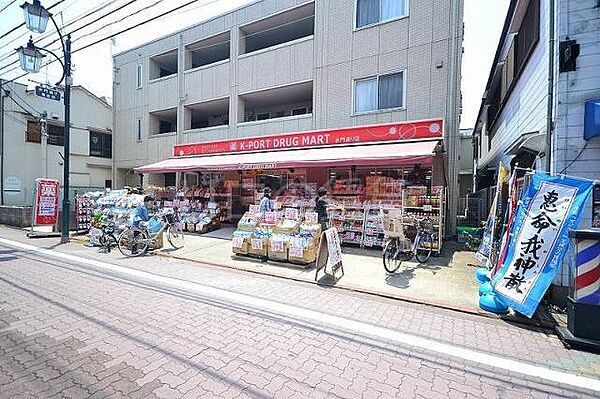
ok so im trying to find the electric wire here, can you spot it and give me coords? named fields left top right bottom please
left=0, top=0, right=65, bottom=41
left=0, top=0, right=140, bottom=73
left=1, top=0, right=212, bottom=83
left=0, top=0, right=123, bottom=66
left=1, top=87, right=39, bottom=117
left=558, top=142, right=589, bottom=174
left=0, top=0, right=17, bottom=14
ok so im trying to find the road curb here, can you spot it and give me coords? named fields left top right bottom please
left=11, top=226, right=555, bottom=330
left=153, top=250, right=555, bottom=330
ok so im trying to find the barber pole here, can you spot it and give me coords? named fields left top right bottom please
left=573, top=239, right=600, bottom=304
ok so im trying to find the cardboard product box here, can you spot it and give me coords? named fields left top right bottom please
left=288, top=242, right=316, bottom=264
left=186, top=222, right=196, bottom=232
left=268, top=239, right=288, bottom=262
left=248, top=237, right=269, bottom=257
left=232, top=237, right=249, bottom=255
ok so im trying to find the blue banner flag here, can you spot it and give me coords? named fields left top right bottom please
left=492, top=173, right=593, bottom=318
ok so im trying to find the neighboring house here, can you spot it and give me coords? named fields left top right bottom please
left=458, top=128, right=474, bottom=198
left=113, top=0, right=464, bottom=232
left=1, top=81, right=113, bottom=206
left=472, top=0, right=600, bottom=287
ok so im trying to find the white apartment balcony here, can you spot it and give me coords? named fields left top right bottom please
left=148, top=74, right=178, bottom=112
left=238, top=1, right=314, bottom=93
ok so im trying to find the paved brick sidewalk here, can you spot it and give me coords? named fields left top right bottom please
left=0, top=232, right=598, bottom=398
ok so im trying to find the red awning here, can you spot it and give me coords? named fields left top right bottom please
left=134, top=140, right=440, bottom=174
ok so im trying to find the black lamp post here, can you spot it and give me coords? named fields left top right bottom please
left=17, top=0, right=72, bottom=243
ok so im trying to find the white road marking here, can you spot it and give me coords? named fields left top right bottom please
left=1, top=236, right=598, bottom=393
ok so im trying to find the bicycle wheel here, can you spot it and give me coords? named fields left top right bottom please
left=167, top=224, right=185, bottom=249
left=117, top=228, right=149, bottom=257
left=415, top=233, right=433, bottom=263
left=383, top=239, right=402, bottom=273
left=99, top=234, right=117, bottom=252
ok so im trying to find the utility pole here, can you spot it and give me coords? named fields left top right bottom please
left=0, top=79, right=4, bottom=206
left=60, top=35, right=72, bottom=243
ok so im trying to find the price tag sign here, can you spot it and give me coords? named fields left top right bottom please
left=251, top=238, right=264, bottom=250
left=264, top=211, right=279, bottom=224
left=284, top=207, right=299, bottom=220
left=232, top=237, right=244, bottom=248
left=289, top=245, right=303, bottom=257
left=305, top=212, right=318, bottom=224
left=271, top=239, right=284, bottom=252
left=195, top=223, right=205, bottom=232
left=249, top=205, right=260, bottom=215
left=423, top=204, right=433, bottom=212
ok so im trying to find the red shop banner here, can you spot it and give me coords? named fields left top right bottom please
left=174, top=119, right=443, bottom=157
left=33, top=178, right=60, bottom=225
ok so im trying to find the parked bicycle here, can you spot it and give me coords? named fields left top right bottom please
left=99, top=217, right=118, bottom=253
left=381, top=209, right=434, bottom=273
left=117, top=210, right=185, bottom=257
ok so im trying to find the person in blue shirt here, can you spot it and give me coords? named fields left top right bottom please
left=132, top=196, right=154, bottom=254
left=133, top=196, right=154, bottom=227
left=259, top=187, right=274, bottom=216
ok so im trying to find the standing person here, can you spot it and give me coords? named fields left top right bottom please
left=132, top=195, right=154, bottom=254
left=259, top=187, right=274, bottom=216
left=315, top=187, right=329, bottom=231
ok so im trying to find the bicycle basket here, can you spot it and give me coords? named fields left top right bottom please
left=418, top=218, right=434, bottom=233
left=164, top=213, right=175, bottom=224
left=381, top=208, right=405, bottom=238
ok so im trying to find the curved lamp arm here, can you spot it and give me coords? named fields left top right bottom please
left=37, top=46, right=65, bottom=86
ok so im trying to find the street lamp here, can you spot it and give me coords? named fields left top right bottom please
left=20, top=0, right=50, bottom=33
left=18, top=0, right=72, bottom=243
left=16, top=37, right=45, bottom=73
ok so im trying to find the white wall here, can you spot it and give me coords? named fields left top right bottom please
left=2, top=83, right=112, bottom=206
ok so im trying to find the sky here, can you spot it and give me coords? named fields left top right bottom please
left=0, top=0, right=510, bottom=129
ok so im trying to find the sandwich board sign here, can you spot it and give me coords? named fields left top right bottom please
left=315, top=227, right=344, bottom=283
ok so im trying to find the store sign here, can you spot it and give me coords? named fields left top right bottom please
left=35, top=85, right=61, bottom=101
left=174, top=119, right=443, bottom=157
left=493, top=173, right=593, bottom=318
left=33, top=178, right=60, bottom=225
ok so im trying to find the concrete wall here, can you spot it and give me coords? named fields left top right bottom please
left=2, top=82, right=112, bottom=206
left=113, top=0, right=464, bottom=228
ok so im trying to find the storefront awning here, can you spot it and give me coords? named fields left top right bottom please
left=134, top=140, right=441, bottom=174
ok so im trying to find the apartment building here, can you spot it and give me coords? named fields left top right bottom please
left=1, top=81, right=113, bottom=206
left=473, top=0, right=600, bottom=286
left=113, top=0, right=464, bottom=230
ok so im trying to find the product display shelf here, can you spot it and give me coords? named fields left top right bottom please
left=361, top=202, right=400, bottom=249
left=401, top=187, right=445, bottom=253
left=75, top=195, right=93, bottom=232
left=329, top=201, right=365, bottom=245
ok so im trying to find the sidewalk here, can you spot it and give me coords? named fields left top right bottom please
left=151, top=227, right=484, bottom=314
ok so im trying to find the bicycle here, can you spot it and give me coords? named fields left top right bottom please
left=99, top=218, right=118, bottom=253
left=117, top=210, right=185, bottom=257
left=382, top=210, right=434, bottom=273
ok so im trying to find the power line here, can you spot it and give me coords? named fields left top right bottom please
left=1, top=87, right=39, bottom=117
left=0, top=0, right=65, bottom=41
left=0, top=0, right=121, bottom=66
left=2, top=0, right=210, bottom=83
left=0, top=0, right=17, bottom=14
left=0, top=0, right=139, bottom=73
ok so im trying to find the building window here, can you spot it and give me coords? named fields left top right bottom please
left=136, top=64, right=143, bottom=89
left=89, top=131, right=112, bottom=158
left=356, top=0, right=408, bottom=29
left=515, top=0, right=539, bottom=75
left=164, top=173, right=176, bottom=187
left=354, top=72, right=404, bottom=113
left=47, top=124, right=64, bottom=146
left=136, top=118, right=142, bottom=141
left=26, top=120, right=41, bottom=143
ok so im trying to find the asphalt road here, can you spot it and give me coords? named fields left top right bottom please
left=0, top=229, right=599, bottom=398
